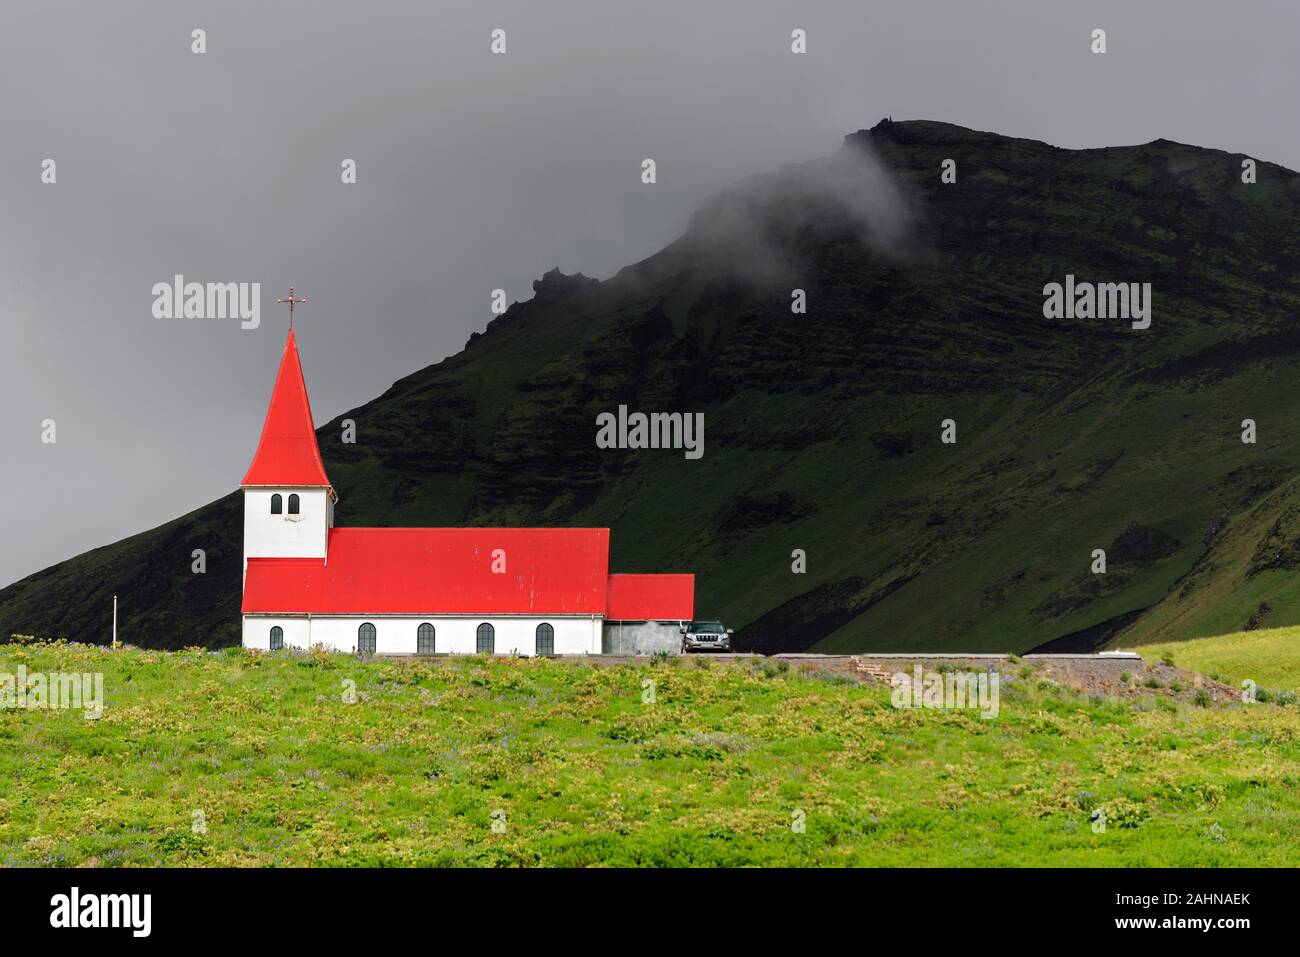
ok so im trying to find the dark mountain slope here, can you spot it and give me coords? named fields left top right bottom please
left=4, top=119, right=1300, bottom=652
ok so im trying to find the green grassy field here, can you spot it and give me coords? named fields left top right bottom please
left=1, top=643, right=1297, bottom=867
left=1131, top=626, right=1300, bottom=697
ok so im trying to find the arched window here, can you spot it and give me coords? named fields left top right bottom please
left=358, top=622, right=377, bottom=655
left=271, top=494, right=283, bottom=514
left=288, top=493, right=300, bottom=515
left=476, top=622, right=495, bottom=655
left=269, top=626, right=283, bottom=651
left=535, top=622, right=554, bottom=656
left=417, top=623, right=435, bottom=654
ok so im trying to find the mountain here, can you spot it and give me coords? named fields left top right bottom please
left=5, top=119, right=1300, bottom=653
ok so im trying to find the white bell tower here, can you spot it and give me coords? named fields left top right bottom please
left=243, top=487, right=333, bottom=565
left=240, top=317, right=336, bottom=574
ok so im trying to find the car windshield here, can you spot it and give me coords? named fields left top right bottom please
left=688, top=621, right=725, bottom=633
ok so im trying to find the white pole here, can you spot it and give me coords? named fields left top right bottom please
left=112, top=595, right=118, bottom=649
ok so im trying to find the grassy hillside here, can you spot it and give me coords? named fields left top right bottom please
left=1133, top=627, right=1300, bottom=695
left=1113, top=473, right=1300, bottom=647
left=5, top=119, right=1300, bottom=653
left=1, top=643, right=1298, bottom=866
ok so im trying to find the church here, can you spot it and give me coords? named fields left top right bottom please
left=239, top=326, right=695, bottom=656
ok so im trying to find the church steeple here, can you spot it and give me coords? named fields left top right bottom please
left=241, top=327, right=335, bottom=573
left=241, top=328, right=333, bottom=490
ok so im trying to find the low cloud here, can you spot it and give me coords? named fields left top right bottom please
left=683, top=139, right=916, bottom=286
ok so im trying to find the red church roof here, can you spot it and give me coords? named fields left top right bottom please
left=241, top=329, right=332, bottom=489
left=606, top=574, right=695, bottom=621
left=243, top=527, right=611, bottom=616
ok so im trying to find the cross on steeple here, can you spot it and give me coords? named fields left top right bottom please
left=276, top=287, right=308, bottom=328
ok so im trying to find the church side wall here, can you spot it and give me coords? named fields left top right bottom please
left=243, top=615, right=599, bottom=655
left=243, top=616, right=311, bottom=650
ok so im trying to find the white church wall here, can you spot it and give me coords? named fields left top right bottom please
left=242, top=616, right=311, bottom=650
left=243, top=488, right=330, bottom=563
left=243, top=615, right=600, bottom=655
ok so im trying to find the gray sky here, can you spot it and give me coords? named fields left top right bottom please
left=1, top=0, right=1297, bottom=587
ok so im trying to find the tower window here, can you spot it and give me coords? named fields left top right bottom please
left=358, top=622, right=377, bottom=655
left=271, top=494, right=283, bottom=514
left=417, top=623, right=435, bottom=654
left=288, top=493, right=300, bottom=515
left=269, top=626, right=283, bottom=651
left=476, top=622, right=495, bottom=655
left=535, top=622, right=554, bottom=656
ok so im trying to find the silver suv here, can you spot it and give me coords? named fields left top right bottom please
left=680, top=620, right=733, bottom=653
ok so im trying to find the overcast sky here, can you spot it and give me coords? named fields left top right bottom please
left=1, top=0, right=1296, bottom=587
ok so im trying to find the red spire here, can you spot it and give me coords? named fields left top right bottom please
left=241, top=329, right=333, bottom=488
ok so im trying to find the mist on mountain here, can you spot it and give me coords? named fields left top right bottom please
left=684, top=133, right=918, bottom=285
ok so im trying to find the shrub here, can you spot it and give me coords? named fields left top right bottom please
left=1100, top=797, right=1151, bottom=829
